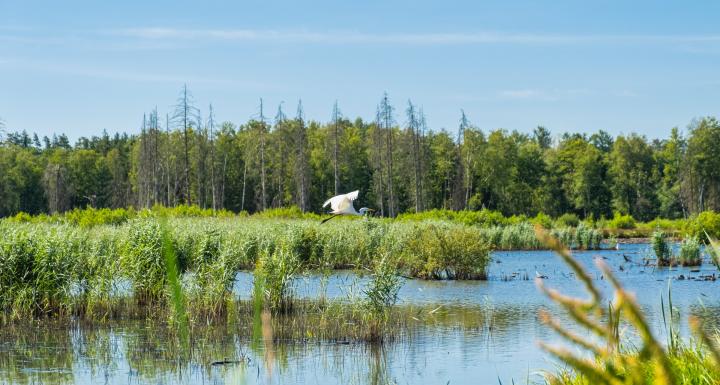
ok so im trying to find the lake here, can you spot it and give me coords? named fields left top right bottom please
left=1, top=243, right=718, bottom=385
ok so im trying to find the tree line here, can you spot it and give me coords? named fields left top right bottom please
left=1, top=86, right=719, bottom=220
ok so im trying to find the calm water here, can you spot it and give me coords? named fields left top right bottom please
left=2, top=244, right=719, bottom=385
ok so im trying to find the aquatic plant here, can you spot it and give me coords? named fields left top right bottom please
left=254, top=245, right=302, bottom=313
left=706, top=232, right=720, bottom=268
left=535, top=226, right=720, bottom=385
left=402, top=223, right=491, bottom=279
left=652, top=231, right=673, bottom=266
left=362, top=255, right=403, bottom=341
left=0, top=224, right=83, bottom=318
left=678, top=236, right=702, bottom=267
left=120, top=220, right=166, bottom=304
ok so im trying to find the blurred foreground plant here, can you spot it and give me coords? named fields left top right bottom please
left=535, top=226, right=720, bottom=385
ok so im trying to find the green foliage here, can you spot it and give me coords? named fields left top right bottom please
left=396, top=208, right=508, bottom=227
left=2, top=113, right=720, bottom=225
left=652, top=231, right=672, bottom=266
left=608, top=212, right=637, bottom=229
left=678, top=236, right=702, bottom=267
left=254, top=206, right=320, bottom=220
left=686, top=211, right=720, bottom=240
left=706, top=232, right=720, bottom=269
left=362, top=256, right=403, bottom=341
left=532, top=212, right=554, bottom=229
left=0, top=224, right=83, bottom=318
left=64, top=207, right=135, bottom=227
left=556, top=213, right=580, bottom=228
left=255, top=245, right=301, bottom=313
left=120, top=220, right=166, bottom=303
left=364, top=256, right=402, bottom=315
left=402, top=223, right=491, bottom=279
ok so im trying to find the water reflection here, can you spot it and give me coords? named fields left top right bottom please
left=2, top=244, right=720, bottom=384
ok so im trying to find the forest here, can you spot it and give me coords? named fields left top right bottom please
left=1, top=86, right=719, bottom=220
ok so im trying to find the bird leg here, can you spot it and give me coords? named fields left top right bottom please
left=320, top=214, right=340, bottom=224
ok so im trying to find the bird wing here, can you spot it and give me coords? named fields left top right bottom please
left=322, top=197, right=333, bottom=208
left=346, top=190, right=359, bottom=201
left=335, top=190, right=359, bottom=211
left=322, top=190, right=359, bottom=213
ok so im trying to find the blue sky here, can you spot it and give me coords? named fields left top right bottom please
left=1, top=0, right=719, bottom=141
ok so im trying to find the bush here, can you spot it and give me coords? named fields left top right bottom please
left=608, top=212, right=636, bottom=230
left=687, top=211, right=720, bottom=241
left=556, top=213, right=580, bottom=228
left=652, top=231, right=672, bottom=266
left=396, top=209, right=508, bottom=227
left=254, top=206, right=320, bottom=220
left=531, top=212, right=553, bottom=229
left=678, top=236, right=702, bottom=267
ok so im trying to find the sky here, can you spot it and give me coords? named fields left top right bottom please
left=1, top=0, right=719, bottom=141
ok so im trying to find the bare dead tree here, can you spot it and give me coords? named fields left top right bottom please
left=43, top=163, right=71, bottom=213
left=172, top=84, right=198, bottom=205
left=332, top=100, right=341, bottom=195
left=379, top=93, right=396, bottom=217
left=454, top=109, right=472, bottom=210
left=195, top=112, right=207, bottom=208
left=208, top=104, right=217, bottom=211
left=418, top=107, right=428, bottom=211
left=258, top=98, right=267, bottom=211
left=294, top=100, right=309, bottom=211
left=372, top=107, right=386, bottom=216
left=151, top=108, right=160, bottom=205
left=165, top=113, right=172, bottom=206
left=406, top=100, right=422, bottom=213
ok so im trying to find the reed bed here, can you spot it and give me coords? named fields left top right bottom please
left=0, top=217, right=492, bottom=320
left=480, top=222, right=603, bottom=251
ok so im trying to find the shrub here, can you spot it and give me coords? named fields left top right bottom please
left=687, top=211, right=720, bottom=241
left=608, top=212, right=636, bottom=230
left=532, top=212, right=554, bottom=229
left=556, top=213, right=580, bottom=228
left=254, top=206, right=320, bottom=220
left=396, top=208, right=508, bottom=227
left=678, top=236, right=702, bottom=267
left=652, top=231, right=672, bottom=266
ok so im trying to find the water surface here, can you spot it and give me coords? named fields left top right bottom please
left=2, top=244, right=719, bottom=384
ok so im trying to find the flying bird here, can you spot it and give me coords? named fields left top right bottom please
left=321, top=190, right=374, bottom=224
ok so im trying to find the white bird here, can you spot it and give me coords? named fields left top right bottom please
left=321, top=190, right=374, bottom=224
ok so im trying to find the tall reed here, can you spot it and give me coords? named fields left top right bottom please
left=678, top=236, right=702, bottom=267
left=652, top=230, right=673, bottom=266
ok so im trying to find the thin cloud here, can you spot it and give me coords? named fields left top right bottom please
left=499, top=89, right=559, bottom=101
left=111, top=27, right=720, bottom=45
left=0, top=58, right=266, bottom=87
